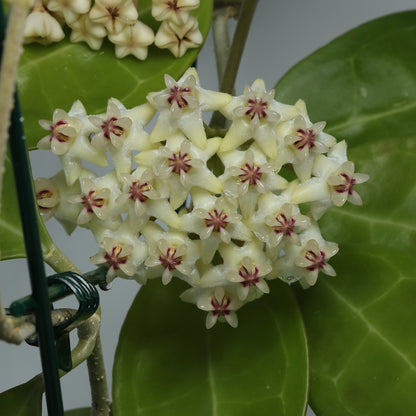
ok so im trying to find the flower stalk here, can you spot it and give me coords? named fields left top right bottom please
left=210, top=0, right=258, bottom=129
left=212, top=6, right=235, bottom=87
left=86, top=333, right=111, bottom=416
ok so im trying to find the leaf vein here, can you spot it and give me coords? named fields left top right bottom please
left=330, top=208, right=416, bottom=232
left=327, top=101, right=416, bottom=135
left=323, top=280, right=416, bottom=372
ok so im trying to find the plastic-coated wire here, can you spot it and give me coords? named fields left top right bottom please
left=22, top=272, right=101, bottom=372
left=9, top=98, right=66, bottom=414
left=9, top=267, right=107, bottom=317
left=0, top=2, right=65, bottom=409
left=8, top=95, right=65, bottom=415
left=48, top=272, right=99, bottom=336
left=47, top=272, right=99, bottom=372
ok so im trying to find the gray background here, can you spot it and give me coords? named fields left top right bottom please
left=1, top=1, right=415, bottom=414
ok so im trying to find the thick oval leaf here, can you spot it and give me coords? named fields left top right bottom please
left=0, top=375, right=43, bottom=416
left=275, top=10, right=416, bottom=252
left=113, top=279, right=308, bottom=416
left=275, top=10, right=416, bottom=415
left=18, top=0, right=213, bottom=149
left=296, top=245, right=416, bottom=415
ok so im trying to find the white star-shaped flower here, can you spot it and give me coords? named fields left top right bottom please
left=47, top=0, right=91, bottom=25
left=180, top=189, right=251, bottom=263
left=136, top=133, right=222, bottom=209
left=152, top=0, right=200, bottom=25
left=35, top=177, right=60, bottom=221
left=327, top=161, right=369, bottom=207
left=142, top=222, right=200, bottom=285
left=38, top=101, right=107, bottom=185
left=147, top=68, right=231, bottom=149
left=109, top=20, right=154, bottom=60
left=89, top=0, right=138, bottom=34
left=219, top=79, right=299, bottom=157
left=155, top=15, right=202, bottom=57
left=69, top=13, right=107, bottom=50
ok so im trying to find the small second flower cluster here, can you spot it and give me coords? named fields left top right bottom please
left=35, top=68, right=368, bottom=328
left=24, top=0, right=202, bottom=59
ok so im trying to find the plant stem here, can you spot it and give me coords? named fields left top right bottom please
left=0, top=0, right=31, bottom=318
left=212, top=7, right=234, bottom=88
left=72, top=311, right=110, bottom=416
left=210, top=0, right=258, bottom=129
left=45, top=246, right=110, bottom=415
left=0, top=308, right=76, bottom=344
left=204, top=122, right=227, bottom=138
left=43, top=241, right=82, bottom=274
left=86, top=333, right=111, bottom=416
left=68, top=310, right=100, bottom=370
left=219, top=0, right=259, bottom=94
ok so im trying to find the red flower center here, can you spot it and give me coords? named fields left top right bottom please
left=205, top=209, right=228, bottom=232
left=333, top=173, right=357, bottom=195
left=167, top=86, right=192, bottom=109
left=245, top=97, right=268, bottom=120
left=238, top=265, right=260, bottom=288
left=106, top=7, right=120, bottom=20
left=81, top=190, right=105, bottom=213
left=51, top=120, right=70, bottom=143
left=158, top=247, right=183, bottom=271
left=101, top=117, right=124, bottom=140
left=305, top=249, right=326, bottom=271
left=129, top=181, right=152, bottom=203
left=104, top=246, right=128, bottom=271
left=294, top=128, right=316, bottom=150
left=211, top=295, right=231, bottom=316
left=238, top=163, right=262, bottom=185
left=273, top=213, right=296, bottom=236
left=37, top=189, right=53, bottom=200
left=168, top=151, right=192, bottom=175
left=167, top=0, right=179, bottom=10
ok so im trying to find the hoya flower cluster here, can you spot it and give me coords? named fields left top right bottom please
left=35, top=68, right=368, bottom=329
left=24, top=0, right=202, bottom=59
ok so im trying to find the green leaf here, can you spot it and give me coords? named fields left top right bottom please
left=0, top=154, right=25, bottom=259
left=18, top=0, right=213, bottom=149
left=64, top=408, right=91, bottom=416
left=296, top=245, right=416, bottom=415
left=0, top=375, right=43, bottom=416
left=275, top=10, right=416, bottom=415
left=0, top=379, right=90, bottom=416
left=0, top=151, right=55, bottom=261
left=113, top=279, right=308, bottom=416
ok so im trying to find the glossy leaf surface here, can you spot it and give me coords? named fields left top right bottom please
left=297, top=245, right=416, bottom=415
left=0, top=375, right=43, bottom=416
left=275, top=11, right=416, bottom=415
left=0, top=154, right=25, bottom=259
left=0, top=151, right=55, bottom=261
left=113, top=279, right=308, bottom=416
left=18, top=0, right=213, bottom=149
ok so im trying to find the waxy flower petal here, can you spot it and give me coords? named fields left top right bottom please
left=69, top=14, right=107, bottom=50
left=36, top=69, right=368, bottom=328
left=24, top=5, right=65, bottom=44
left=152, top=0, right=200, bottom=25
left=109, top=20, right=155, bottom=60
left=155, top=15, right=202, bottom=57
left=89, top=0, right=138, bottom=34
